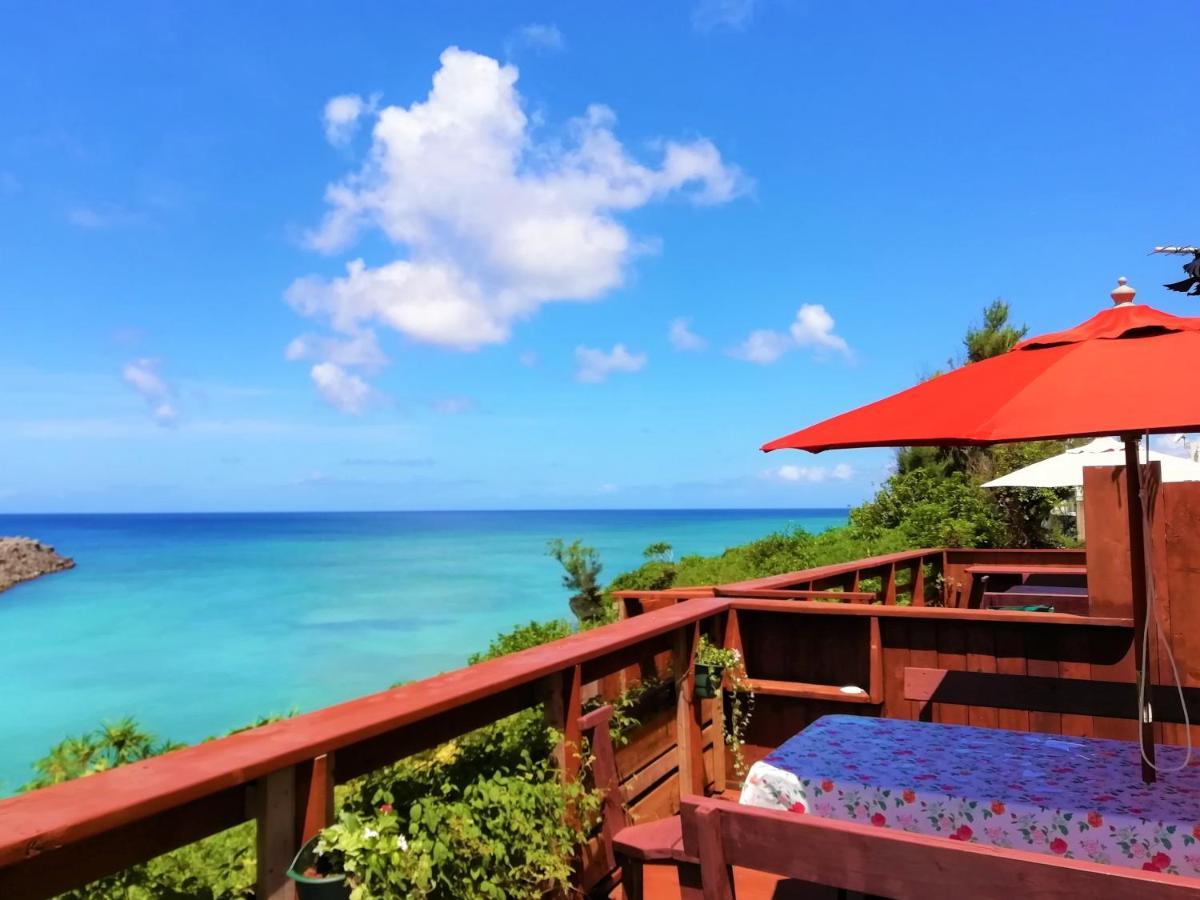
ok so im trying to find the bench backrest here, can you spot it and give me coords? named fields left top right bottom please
left=678, top=796, right=1200, bottom=900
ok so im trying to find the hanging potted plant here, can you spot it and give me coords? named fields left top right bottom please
left=694, top=635, right=737, bottom=699
left=694, top=635, right=756, bottom=775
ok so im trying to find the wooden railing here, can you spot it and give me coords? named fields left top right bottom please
left=2, top=582, right=1168, bottom=900
left=614, top=547, right=1092, bottom=617
left=0, top=597, right=732, bottom=899
left=612, top=548, right=947, bottom=619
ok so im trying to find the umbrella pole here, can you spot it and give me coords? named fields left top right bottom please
left=1123, top=433, right=1156, bottom=783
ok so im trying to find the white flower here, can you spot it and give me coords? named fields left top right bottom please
left=396, top=835, right=409, bottom=851
left=363, top=827, right=379, bottom=840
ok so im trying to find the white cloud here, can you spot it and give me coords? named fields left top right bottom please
left=692, top=0, right=757, bottom=32
left=731, top=304, right=850, bottom=364
left=729, top=329, right=792, bottom=364
left=121, top=358, right=178, bottom=426
left=287, top=47, right=746, bottom=410
left=322, top=93, right=377, bottom=146
left=310, top=362, right=372, bottom=414
left=432, top=396, right=475, bottom=415
left=791, top=304, right=849, bottom=354
left=285, top=330, right=387, bottom=370
left=511, top=23, right=564, bottom=52
left=575, top=343, right=647, bottom=383
left=768, top=463, right=855, bottom=484
left=668, top=317, right=707, bottom=351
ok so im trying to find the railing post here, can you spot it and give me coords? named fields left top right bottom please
left=295, top=753, right=335, bottom=844
left=541, top=664, right=583, bottom=781
left=255, top=767, right=297, bottom=900
left=911, top=559, right=926, bottom=606
left=674, top=623, right=706, bottom=797
left=883, top=563, right=897, bottom=604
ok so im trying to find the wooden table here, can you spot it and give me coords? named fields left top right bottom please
left=964, top=564, right=1087, bottom=579
left=739, top=715, right=1200, bottom=876
left=965, top=564, right=1087, bottom=610
left=982, top=583, right=1090, bottom=615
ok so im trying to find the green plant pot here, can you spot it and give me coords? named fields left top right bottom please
left=694, top=663, right=725, bottom=699
left=287, top=836, right=350, bottom=900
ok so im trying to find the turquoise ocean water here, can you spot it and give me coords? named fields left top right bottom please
left=0, top=509, right=845, bottom=792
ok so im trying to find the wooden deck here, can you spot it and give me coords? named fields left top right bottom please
left=2, top=475, right=1199, bottom=900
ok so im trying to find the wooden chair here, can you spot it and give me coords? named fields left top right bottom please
left=579, top=705, right=702, bottom=899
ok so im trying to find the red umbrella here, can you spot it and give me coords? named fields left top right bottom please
left=763, top=286, right=1200, bottom=453
left=763, top=279, right=1200, bottom=782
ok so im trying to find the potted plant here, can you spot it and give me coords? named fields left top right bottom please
left=286, top=833, right=350, bottom=900
left=694, top=636, right=756, bottom=775
left=694, top=635, right=736, bottom=699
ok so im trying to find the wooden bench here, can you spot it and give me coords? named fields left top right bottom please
left=965, top=563, right=1087, bottom=608
left=678, top=796, right=1200, bottom=899
left=981, top=583, right=1090, bottom=615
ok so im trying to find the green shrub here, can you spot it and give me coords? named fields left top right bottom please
left=318, top=750, right=598, bottom=900
left=468, top=619, right=574, bottom=665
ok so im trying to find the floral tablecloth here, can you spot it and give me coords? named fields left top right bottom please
left=739, top=715, right=1200, bottom=876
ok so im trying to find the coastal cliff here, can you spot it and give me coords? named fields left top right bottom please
left=0, top=537, right=74, bottom=593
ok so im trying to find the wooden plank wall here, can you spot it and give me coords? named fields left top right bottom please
left=1085, top=467, right=1200, bottom=747
left=733, top=611, right=1155, bottom=772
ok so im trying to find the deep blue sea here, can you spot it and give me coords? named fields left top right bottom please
left=0, top=509, right=846, bottom=792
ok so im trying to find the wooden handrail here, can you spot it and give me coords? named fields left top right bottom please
left=719, top=548, right=942, bottom=592
left=0, top=577, right=1138, bottom=899
left=0, top=596, right=730, bottom=894
left=725, top=598, right=1131, bottom=627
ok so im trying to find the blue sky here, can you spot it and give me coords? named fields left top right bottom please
left=1, top=1, right=1195, bottom=513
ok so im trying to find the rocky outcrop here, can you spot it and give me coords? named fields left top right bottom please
left=0, top=537, right=74, bottom=593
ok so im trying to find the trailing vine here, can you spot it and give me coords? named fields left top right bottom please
left=695, top=635, right=756, bottom=777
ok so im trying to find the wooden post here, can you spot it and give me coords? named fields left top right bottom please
left=883, top=564, right=897, bottom=605
left=1123, top=434, right=1156, bottom=783
left=255, top=768, right=297, bottom=900
left=868, top=617, right=884, bottom=705
left=674, top=623, right=706, bottom=797
left=295, top=753, right=335, bottom=844
left=541, top=665, right=584, bottom=781
left=911, top=560, right=926, bottom=607
left=693, top=805, right=734, bottom=900
left=578, top=705, right=624, bottom=870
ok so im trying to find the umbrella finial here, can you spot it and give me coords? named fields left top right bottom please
left=1111, top=276, right=1136, bottom=306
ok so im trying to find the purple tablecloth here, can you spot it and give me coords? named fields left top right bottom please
left=739, top=715, right=1200, bottom=876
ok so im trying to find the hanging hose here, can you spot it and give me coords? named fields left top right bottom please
left=1136, top=433, right=1193, bottom=774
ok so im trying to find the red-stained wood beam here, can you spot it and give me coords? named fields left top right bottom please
left=911, top=558, right=926, bottom=607
left=693, top=803, right=734, bottom=900
left=295, top=753, right=334, bottom=845
left=902, top=666, right=1200, bottom=722
left=255, top=767, right=296, bottom=900
left=0, top=787, right=247, bottom=900
left=868, top=617, right=884, bottom=704
left=674, top=623, right=706, bottom=797
left=720, top=549, right=942, bottom=593
left=543, top=665, right=584, bottom=781
left=712, top=588, right=876, bottom=602
left=726, top=598, right=1131, bottom=627
left=0, top=595, right=731, bottom=875
left=679, top=797, right=1200, bottom=899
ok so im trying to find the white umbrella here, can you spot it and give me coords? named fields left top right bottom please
left=982, top=437, right=1200, bottom=489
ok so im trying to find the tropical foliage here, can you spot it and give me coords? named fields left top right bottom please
left=546, top=537, right=611, bottom=623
